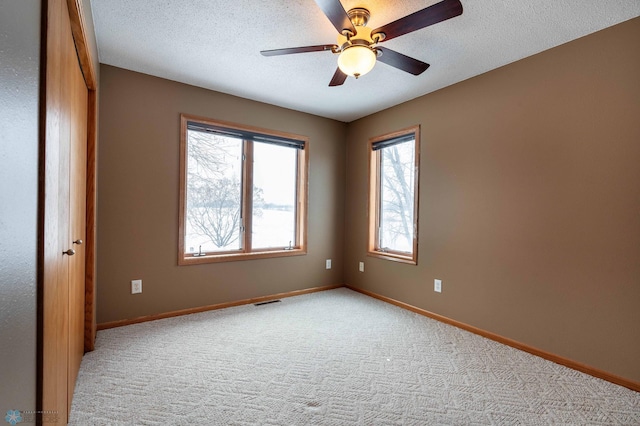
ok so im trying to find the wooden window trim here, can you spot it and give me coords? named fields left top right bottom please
left=367, top=125, right=420, bottom=265
left=178, top=114, right=308, bottom=265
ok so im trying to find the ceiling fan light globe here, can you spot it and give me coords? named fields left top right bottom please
left=338, top=45, right=376, bottom=78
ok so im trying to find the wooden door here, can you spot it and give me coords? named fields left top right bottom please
left=42, top=0, right=88, bottom=423
left=68, top=31, right=88, bottom=413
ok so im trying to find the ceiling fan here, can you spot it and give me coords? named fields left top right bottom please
left=260, top=0, right=463, bottom=86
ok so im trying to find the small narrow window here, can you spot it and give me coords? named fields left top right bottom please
left=179, top=114, right=308, bottom=264
left=368, top=126, right=420, bottom=264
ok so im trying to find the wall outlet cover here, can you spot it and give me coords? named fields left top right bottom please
left=326, top=259, right=332, bottom=269
left=359, top=262, right=365, bottom=272
left=131, top=279, right=142, bottom=294
left=434, top=279, right=442, bottom=293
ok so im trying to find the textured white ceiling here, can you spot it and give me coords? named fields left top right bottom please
left=90, top=0, right=639, bottom=122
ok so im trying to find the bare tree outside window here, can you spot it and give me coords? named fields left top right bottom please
left=185, top=131, right=244, bottom=252
left=380, top=142, right=415, bottom=252
left=187, top=174, right=242, bottom=249
left=185, top=131, right=268, bottom=253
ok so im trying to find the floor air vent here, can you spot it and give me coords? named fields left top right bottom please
left=254, top=300, right=281, bottom=306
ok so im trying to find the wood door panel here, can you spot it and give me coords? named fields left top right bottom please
left=43, top=0, right=70, bottom=423
left=68, top=38, right=88, bottom=411
left=42, top=0, right=88, bottom=423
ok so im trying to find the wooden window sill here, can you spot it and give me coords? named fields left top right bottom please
left=179, top=248, right=306, bottom=265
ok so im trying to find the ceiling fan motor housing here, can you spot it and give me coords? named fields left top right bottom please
left=337, top=25, right=374, bottom=51
left=347, top=8, right=370, bottom=27
left=336, top=9, right=380, bottom=78
left=336, top=9, right=384, bottom=56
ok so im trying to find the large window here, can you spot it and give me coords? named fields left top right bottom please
left=179, top=114, right=308, bottom=264
left=368, top=126, right=420, bottom=264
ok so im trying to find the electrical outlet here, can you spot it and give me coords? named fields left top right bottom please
left=359, top=262, right=365, bottom=272
left=326, top=259, right=332, bottom=269
left=434, top=279, right=442, bottom=293
left=131, top=279, right=142, bottom=294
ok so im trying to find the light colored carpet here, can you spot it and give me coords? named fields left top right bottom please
left=69, top=288, right=639, bottom=425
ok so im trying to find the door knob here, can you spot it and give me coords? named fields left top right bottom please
left=63, top=249, right=75, bottom=256
left=73, top=239, right=83, bottom=245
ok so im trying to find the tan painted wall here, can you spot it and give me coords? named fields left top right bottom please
left=345, top=18, right=640, bottom=382
left=97, top=65, right=346, bottom=323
